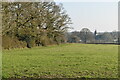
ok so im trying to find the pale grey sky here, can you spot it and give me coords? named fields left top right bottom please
left=5, top=0, right=118, bottom=32
left=61, top=2, right=118, bottom=32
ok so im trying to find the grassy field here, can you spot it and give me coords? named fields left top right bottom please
left=2, top=43, right=118, bottom=78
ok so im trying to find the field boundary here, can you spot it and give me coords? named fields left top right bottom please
left=86, top=43, right=120, bottom=45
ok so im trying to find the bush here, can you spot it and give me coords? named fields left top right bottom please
left=2, top=36, right=27, bottom=49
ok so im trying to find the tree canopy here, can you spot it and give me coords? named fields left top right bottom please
left=2, top=2, right=71, bottom=49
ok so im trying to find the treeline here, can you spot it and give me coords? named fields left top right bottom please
left=66, top=28, right=119, bottom=44
left=2, top=2, right=71, bottom=49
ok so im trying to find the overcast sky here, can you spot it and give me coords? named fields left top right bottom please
left=59, top=2, right=118, bottom=32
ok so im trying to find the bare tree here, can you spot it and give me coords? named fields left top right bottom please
left=80, top=28, right=94, bottom=43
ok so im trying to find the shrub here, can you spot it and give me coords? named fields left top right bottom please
left=2, top=36, right=27, bottom=49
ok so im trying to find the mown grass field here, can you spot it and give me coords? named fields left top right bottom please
left=2, top=43, right=118, bottom=78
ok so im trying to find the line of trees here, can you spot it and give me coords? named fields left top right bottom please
left=2, top=2, right=71, bottom=49
left=66, top=28, right=119, bottom=44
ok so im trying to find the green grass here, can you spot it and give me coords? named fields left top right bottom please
left=2, top=43, right=118, bottom=78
